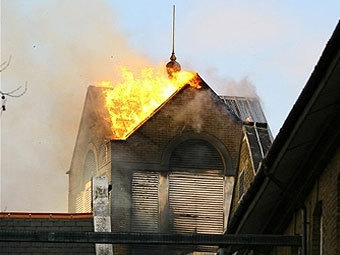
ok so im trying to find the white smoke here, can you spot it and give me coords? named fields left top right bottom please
left=1, top=0, right=149, bottom=212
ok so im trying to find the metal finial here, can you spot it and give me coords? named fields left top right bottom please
left=166, top=5, right=181, bottom=77
left=172, top=5, right=175, bottom=56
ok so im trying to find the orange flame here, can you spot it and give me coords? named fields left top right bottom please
left=98, top=66, right=201, bottom=139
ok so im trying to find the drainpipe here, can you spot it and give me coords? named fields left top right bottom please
left=301, top=206, right=307, bottom=255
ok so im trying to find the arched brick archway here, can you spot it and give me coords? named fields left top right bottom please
left=160, top=132, right=234, bottom=234
left=161, top=132, right=234, bottom=176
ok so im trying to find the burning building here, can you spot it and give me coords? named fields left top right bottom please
left=1, top=19, right=339, bottom=255
left=67, top=68, right=272, bottom=254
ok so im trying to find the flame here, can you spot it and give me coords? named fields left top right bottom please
left=245, top=116, right=253, bottom=122
left=99, top=66, right=201, bottom=139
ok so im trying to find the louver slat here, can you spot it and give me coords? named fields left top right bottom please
left=83, top=184, right=92, bottom=213
left=169, top=172, right=224, bottom=234
left=131, top=171, right=159, bottom=232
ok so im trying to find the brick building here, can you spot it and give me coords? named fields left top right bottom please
left=0, top=71, right=271, bottom=254
left=226, top=21, right=340, bottom=255
left=67, top=76, right=271, bottom=254
left=1, top=19, right=338, bottom=255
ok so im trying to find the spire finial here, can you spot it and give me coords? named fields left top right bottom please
left=166, top=5, right=181, bottom=77
left=171, top=5, right=175, bottom=58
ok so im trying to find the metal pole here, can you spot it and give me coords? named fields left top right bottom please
left=172, top=5, right=175, bottom=55
left=0, top=230, right=302, bottom=246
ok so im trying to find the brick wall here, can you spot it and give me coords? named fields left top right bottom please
left=69, top=86, right=244, bottom=214
left=68, top=87, right=113, bottom=213
left=337, top=172, right=340, bottom=255
left=230, top=134, right=255, bottom=218
left=0, top=216, right=95, bottom=254
left=270, top=146, right=340, bottom=255
left=67, top=85, right=244, bottom=254
left=114, top=88, right=242, bottom=166
left=110, top=87, right=242, bottom=234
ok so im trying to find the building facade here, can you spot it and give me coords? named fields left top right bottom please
left=226, top=20, right=340, bottom=255
left=3, top=20, right=339, bottom=255
left=67, top=77, right=271, bottom=254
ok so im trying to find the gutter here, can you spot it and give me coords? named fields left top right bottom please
left=227, top=20, right=340, bottom=234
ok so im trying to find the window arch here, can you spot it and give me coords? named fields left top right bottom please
left=83, top=149, right=96, bottom=184
left=169, top=139, right=224, bottom=171
left=76, top=148, right=97, bottom=213
left=164, top=133, right=232, bottom=234
left=161, top=132, right=233, bottom=175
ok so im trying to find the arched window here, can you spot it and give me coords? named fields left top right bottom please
left=168, top=138, right=225, bottom=234
left=169, top=139, right=224, bottom=170
left=83, top=149, right=96, bottom=183
left=77, top=149, right=97, bottom=213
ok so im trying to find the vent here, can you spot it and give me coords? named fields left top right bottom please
left=170, top=139, right=224, bottom=170
left=75, top=181, right=92, bottom=213
left=75, top=192, right=84, bottom=213
left=83, top=181, right=92, bottom=212
left=169, top=172, right=224, bottom=234
left=131, top=171, right=159, bottom=232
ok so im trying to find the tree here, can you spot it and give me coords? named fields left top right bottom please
left=0, top=56, right=27, bottom=115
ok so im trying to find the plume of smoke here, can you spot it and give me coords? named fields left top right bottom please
left=165, top=89, right=214, bottom=134
left=1, top=0, right=262, bottom=213
left=1, top=0, right=149, bottom=212
left=220, top=76, right=258, bottom=98
left=203, top=68, right=258, bottom=98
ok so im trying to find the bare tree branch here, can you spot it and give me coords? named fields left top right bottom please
left=0, top=56, right=12, bottom=72
left=0, top=82, right=28, bottom=98
left=0, top=55, right=28, bottom=115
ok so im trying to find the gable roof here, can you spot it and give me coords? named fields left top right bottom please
left=68, top=74, right=270, bottom=172
left=227, top=20, right=340, bottom=235
left=88, top=75, right=247, bottom=141
left=104, top=79, right=193, bottom=140
left=68, top=86, right=113, bottom=172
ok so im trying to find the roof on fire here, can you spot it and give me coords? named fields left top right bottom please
left=68, top=74, right=271, bottom=172
left=87, top=76, right=271, bottom=141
